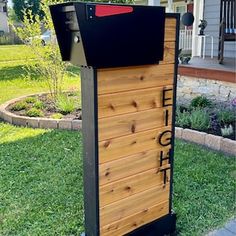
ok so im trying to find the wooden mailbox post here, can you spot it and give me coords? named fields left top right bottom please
left=50, top=2, right=179, bottom=235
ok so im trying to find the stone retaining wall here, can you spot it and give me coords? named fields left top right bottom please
left=177, top=75, right=236, bottom=105
left=175, top=127, right=236, bottom=156
left=0, top=94, right=82, bottom=131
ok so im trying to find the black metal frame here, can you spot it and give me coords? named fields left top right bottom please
left=80, top=13, right=180, bottom=236
left=81, top=67, right=100, bottom=236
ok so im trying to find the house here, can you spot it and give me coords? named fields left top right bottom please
left=202, top=0, right=235, bottom=58
left=0, top=0, right=9, bottom=33
left=135, top=0, right=235, bottom=105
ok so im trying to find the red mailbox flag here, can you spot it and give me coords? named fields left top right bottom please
left=95, top=5, right=133, bottom=17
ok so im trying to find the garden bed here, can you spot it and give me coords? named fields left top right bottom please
left=6, top=92, right=81, bottom=120
left=0, top=93, right=82, bottom=130
left=176, top=96, right=236, bottom=141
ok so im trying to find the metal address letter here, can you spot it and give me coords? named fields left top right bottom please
left=158, top=130, right=172, bottom=146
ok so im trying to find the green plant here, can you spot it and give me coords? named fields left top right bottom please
left=26, top=107, right=43, bottom=117
left=13, top=0, right=67, bottom=102
left=189, top=108, right=210, bottom=131
left=176, top=107, right=191, bottom=128
left=51, top=113, right=63, bottom=119
left=11, top=101, right=28, bottom=111
left=221, top=124, right=234, bottom=137
left=24, top=96, right=38, bottom=104
left=217, top=109, right=235, bottom=125
left=190, top=96, right=212, bottom=108
left=56, top=95, right=76, bottom=115
left=33, top=100, right=44, bottom=109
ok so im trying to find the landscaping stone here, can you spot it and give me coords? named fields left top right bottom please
left=39, top=119, right=58, bottom=129
left=58, top=120, right=72, bottom=130
left=208, top=229, right=235, bottom=236
left=175, top=127, right=183, bottom=138
left=12, top=116, right=27, bottom=126
left=72, top=120, right=82, bottom=131
left=182, top=129, right=206, bottom=145
left=220, top=138, right=236, bottom=156
left=27, top=118, right=39, bottom=129
left=177, top=75, right=236, bottom=104
left=1, top=111, right=13, bottom=124
left=225, top=219, right=236, bottom=234
left=205, top=134, right=223, bottom=151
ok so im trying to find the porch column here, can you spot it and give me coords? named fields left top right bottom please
left=167, top=0, right=174, bottom=12
left=192, top=0, right=204, bottom=57
left=148, top=0, right=160, bottom=6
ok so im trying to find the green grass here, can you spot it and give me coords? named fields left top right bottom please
left=0, top=124, right=84, bottom=235
left=0, top=125, right=234, bottom=235
left=0, top=45, right=35, bottom=62
left=174, top=140, right=235, bottom=236
left=0, top=60, right=80, bottom=105
left=0, top=45, right=235, bottom=235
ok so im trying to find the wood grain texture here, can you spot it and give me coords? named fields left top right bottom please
left=160, top=41, right=176, bottom=65
left=100, top=184, right=170, bottom=226
left=98, top=107, right=172, bottom=141
left=97, top=16, right=177, bottom=235
left=99, top=148, right=171, bottom=185
left=164, top=18, right=177, bottom=42
left=98, top=85, right=173, bottom=119
left=99, top=126, right=172, bottom=164
left=100, top=168, right=170, bottom=207
left=97, top=64, right=174, bottom=95
left=100, top=200, right=169, bottom=236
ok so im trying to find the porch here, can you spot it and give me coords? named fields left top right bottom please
left=179, top=56, right=235, bottom=82
left=177, top=57, right=236, bottom=105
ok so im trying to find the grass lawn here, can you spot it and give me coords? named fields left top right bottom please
left=0, top=46, right=80, bottom=105
left=0, top=45, right=35, bottom=62
left=0, top=45, right=235, bottom=236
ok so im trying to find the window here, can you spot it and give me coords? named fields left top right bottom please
left=174, top=4, right=187, bottom=29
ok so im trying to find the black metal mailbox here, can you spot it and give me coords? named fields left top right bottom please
left=50, top=2, right=179, bottom=236
left=50, top=2, right=165, bottom=68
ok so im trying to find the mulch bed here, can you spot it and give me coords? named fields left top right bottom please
left=7, top=93, right=82, bottom=120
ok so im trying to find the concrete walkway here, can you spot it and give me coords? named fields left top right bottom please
left=207, top=219, right=236, bottom=236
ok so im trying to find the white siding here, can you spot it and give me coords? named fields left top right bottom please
left=0, top=2, right=9, bottom=33
left=204, top=0, right=236, bottom=58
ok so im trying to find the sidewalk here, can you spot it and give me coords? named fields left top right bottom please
left=207, top=219, right=236, bottom=236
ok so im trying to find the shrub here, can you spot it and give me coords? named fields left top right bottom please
left=176, top=107, right=191, bottom=128
left=13, top=0, right=68, bottom=103
left=26, top=108, right=44, bottom=117
left=221, top=124, right=234, bottom=137
left=24, top=97, right=38, bottom=104
left=11, top=101, right=28, bottom=111
left=217, top=109, right=235, bottom=125
left=190, top=96, right=212, bottom=108
left=33, top=100, right=44, bottom=109
left=189, top=108, right=210, bottom=131
left=51, top=113, right=63, bottom=119
left=56, top=95, right=76, bottom=115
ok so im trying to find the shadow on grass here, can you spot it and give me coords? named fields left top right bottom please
left=0, top=64, right=41, bottom=81
left=67, top=65, right=81, bottom=77
left=0, top=64, right=80, bottom=82
left=0, top=128, right=84, bottom=235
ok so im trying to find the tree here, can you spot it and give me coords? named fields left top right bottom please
left=13, top=0, right=67, bottom=102
left=13, top=0, right=42, bottom=22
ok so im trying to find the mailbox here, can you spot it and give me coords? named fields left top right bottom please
left=50, top=2, right=179, bottom=236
